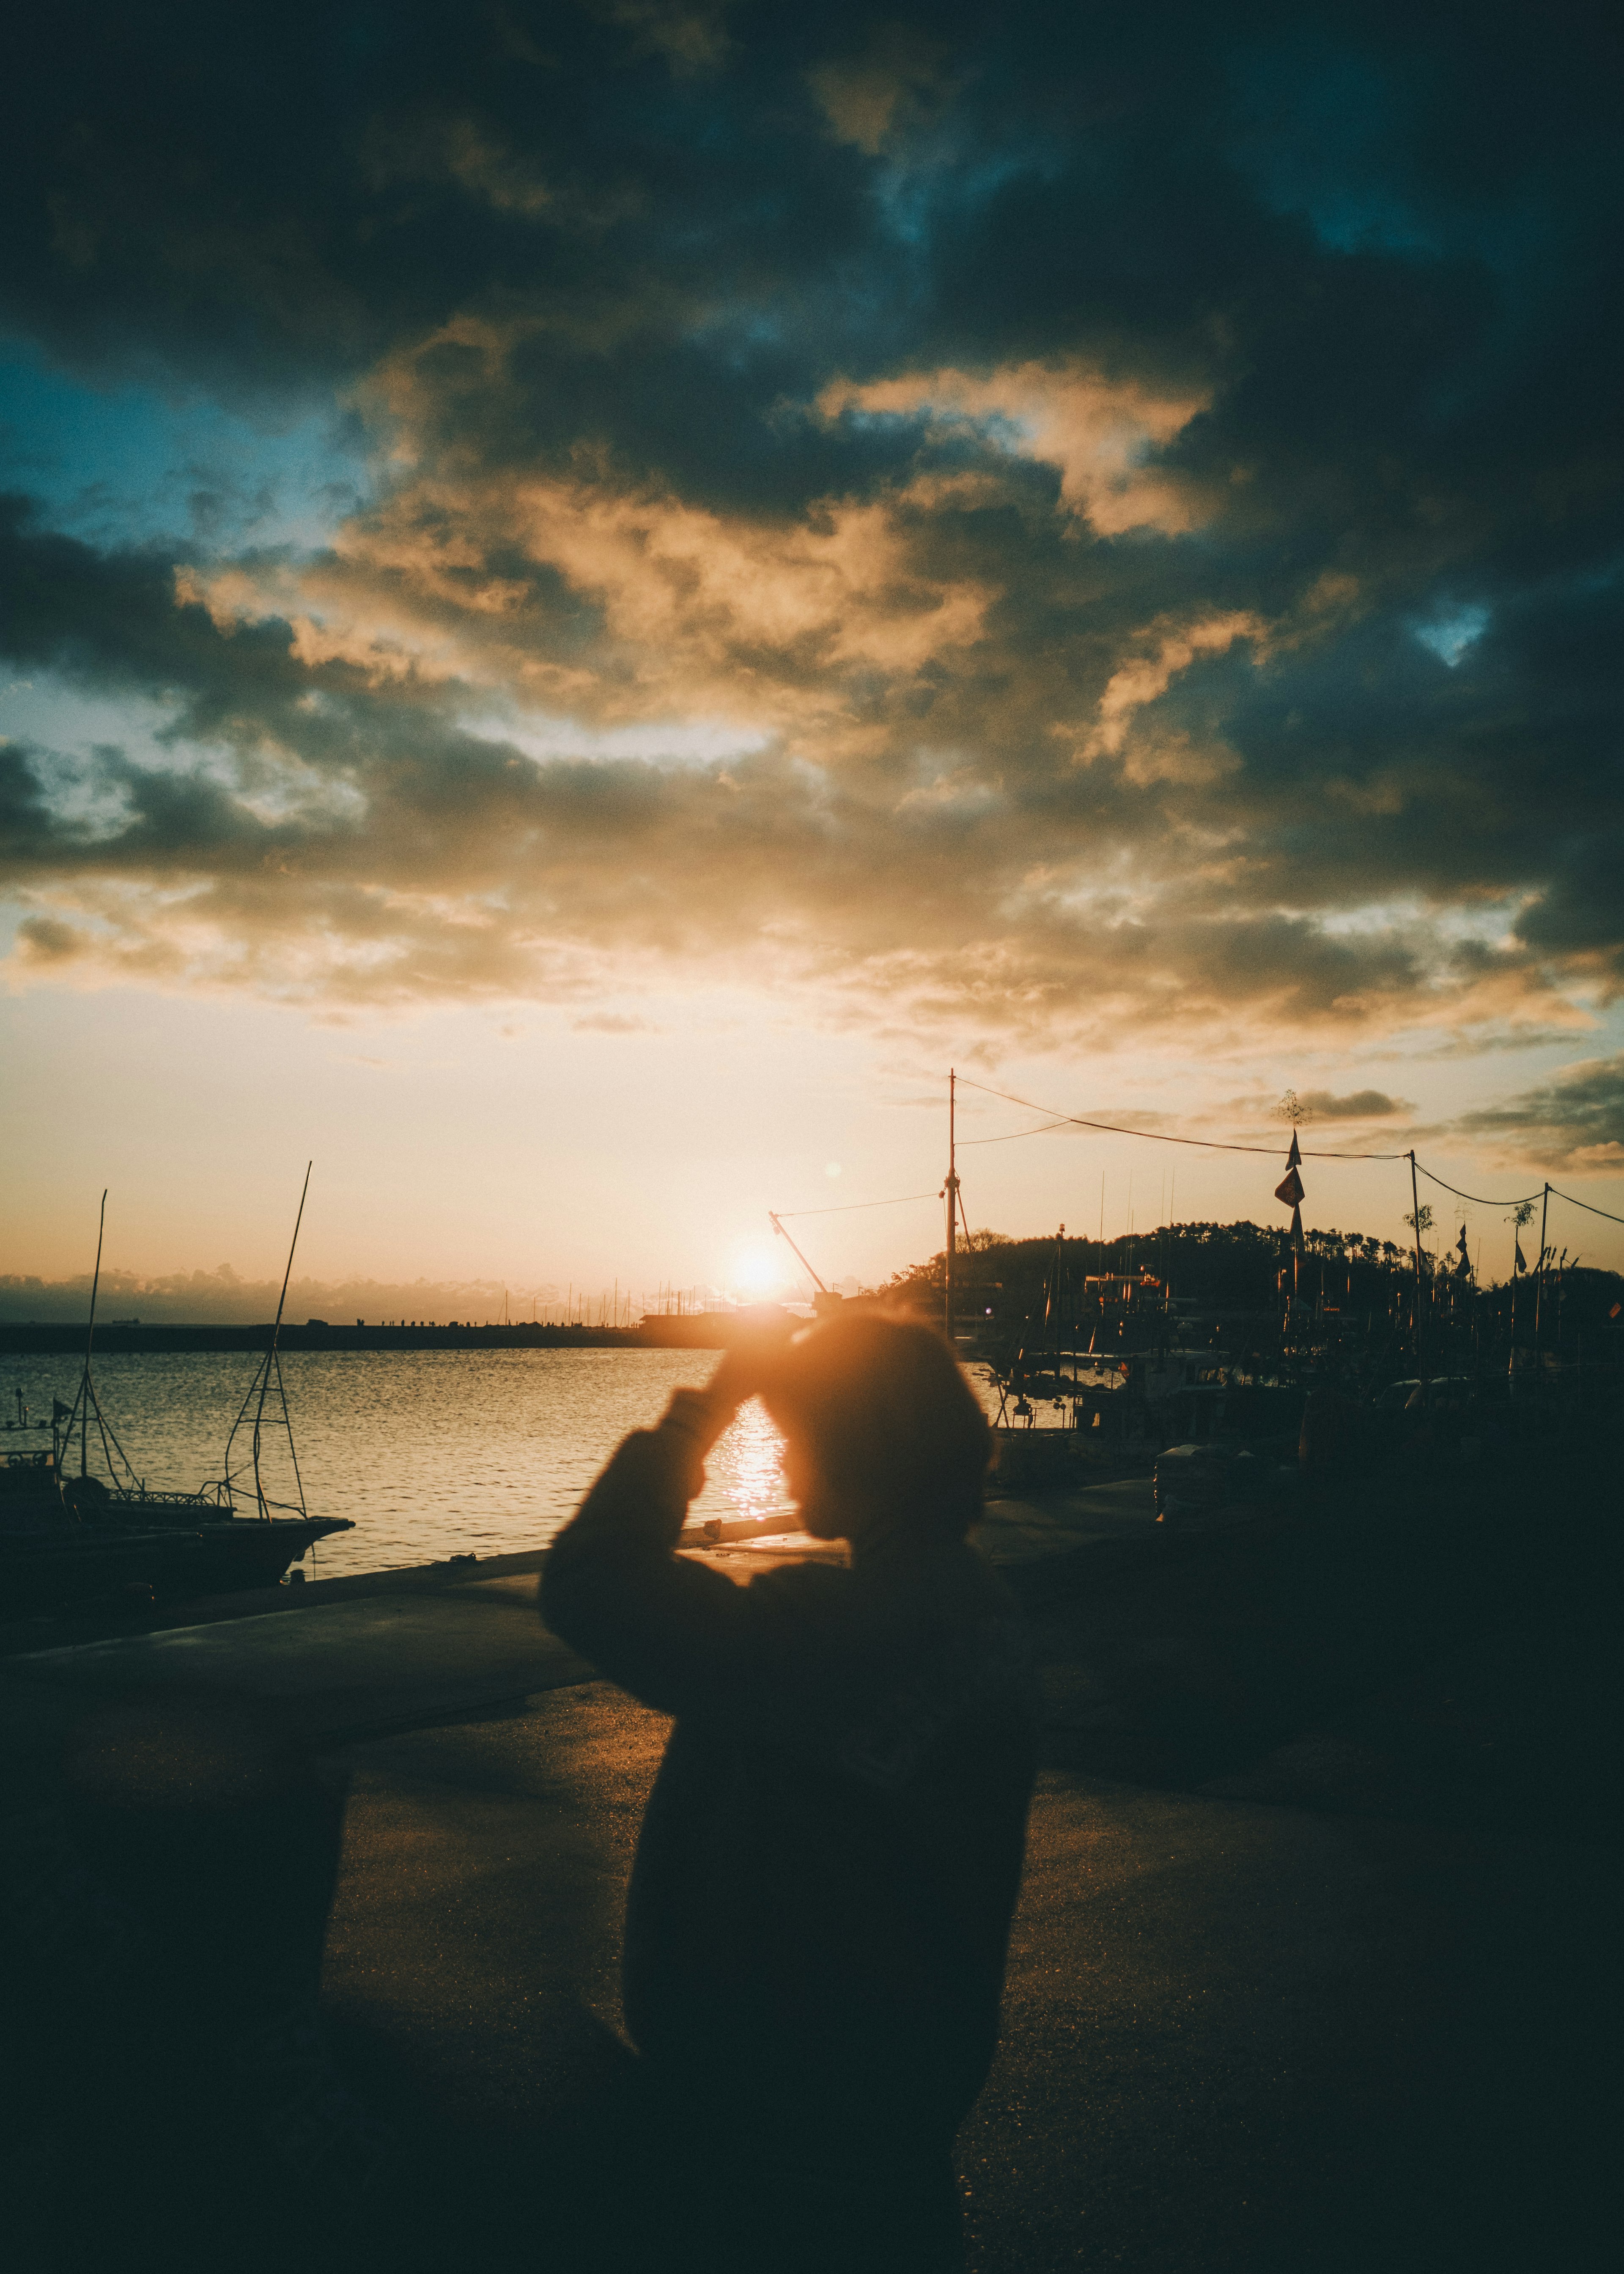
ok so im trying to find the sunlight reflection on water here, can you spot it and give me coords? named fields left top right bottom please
left=2, top=1348, right=798, bottom=1579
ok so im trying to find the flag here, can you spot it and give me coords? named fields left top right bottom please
left=1273, top=1129, right=1305, bottom=1258
left=1273, top=1129, right=1305, bottom=1209
left=1514, top=1241, right=1527, bottom=1274
left=52, top=1398, right=72, bottom=1421
left=1456, top=1225, right=1470, bottom=1271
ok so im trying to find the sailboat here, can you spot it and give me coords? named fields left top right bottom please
left=0, top=1177, right=354, bottom=1614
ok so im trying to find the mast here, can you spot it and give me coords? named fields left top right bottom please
left=1407, top=1151, right=1426, bottom=1378
left=250, top=1162, right=311, bottom=1520
left=944, top=1068, right=960, bottom=1341
left=1053, top=1223, right=1065, bottom=1379
left=1533, top=1181, right=1550, bottom=1355
left=82, top=1189, right=107, bottom=1477
left=768, top=1211, right=828, bottom=1295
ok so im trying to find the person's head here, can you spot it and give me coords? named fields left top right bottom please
left=760, top=1310, right=990, bottom=1543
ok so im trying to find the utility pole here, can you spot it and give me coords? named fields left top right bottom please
left=944, top=1068, right=960, bottom=1342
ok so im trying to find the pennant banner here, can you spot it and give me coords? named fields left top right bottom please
left=1274, top=1128, right=1305, bottom=1211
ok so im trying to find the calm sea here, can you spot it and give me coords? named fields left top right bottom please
left=4, top=1347, right=1011, bottom=1579
left=3, top=1348, right=807, bottom=1580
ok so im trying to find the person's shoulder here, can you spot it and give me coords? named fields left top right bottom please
left=731, top=1559, right=866, bottom=1667
left=743, top=1558, right=855, bottom=1614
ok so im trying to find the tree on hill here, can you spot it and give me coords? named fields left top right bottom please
left=884, top=1215, right=1617, bottom=1320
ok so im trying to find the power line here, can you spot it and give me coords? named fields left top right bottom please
left=1549, top=1184, right=1624, bottom=1228
left=769, top=1095, right=1624, bottom=1237
left=954, top=1075, right=1410, bottom=1159
left=1412, top=1167, right=1624, bottom=1226
left=1413, top=1164, right=1544, bottom=1208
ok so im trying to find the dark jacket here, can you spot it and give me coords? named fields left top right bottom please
left=541, top=1400, right=1038, bottom=2131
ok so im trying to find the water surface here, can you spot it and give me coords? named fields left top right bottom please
left=3, top=1348, right=795, bottom=1579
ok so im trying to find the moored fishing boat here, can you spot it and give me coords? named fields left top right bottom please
left=0, top=1176, right=353, bottom=1614
left=0, top=1439, right=349, bottom=1609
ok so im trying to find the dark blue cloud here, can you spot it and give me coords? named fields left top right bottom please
left=0, top=2, right=1619, bottom=1032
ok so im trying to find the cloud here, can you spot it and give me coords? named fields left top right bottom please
left=1226, top=1087, right=1414, bottom=1124
left=1442, top=1054, right=1624, bottom=1173
left=0, top=5, right=1619, bottom=1088
left=1299, top=1089, right=1411, bottom=1120
left=809, top=27, right=950, bottom=154
left=817, top=361, right=1211, bottom=533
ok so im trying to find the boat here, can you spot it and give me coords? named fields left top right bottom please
left=0, top=1176, right=353, bottom=1615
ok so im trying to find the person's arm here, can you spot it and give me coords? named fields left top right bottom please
left=539, top=1352, right=789, bottom=1717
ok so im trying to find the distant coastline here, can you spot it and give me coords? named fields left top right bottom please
left=0, top=1315, right=757, bottom=1357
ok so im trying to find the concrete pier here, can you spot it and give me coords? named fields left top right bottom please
left=3, top=1464, right=1616, bottom=2271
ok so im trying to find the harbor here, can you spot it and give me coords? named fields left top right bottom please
left=6, top=17, right=1622, bottom=2262
left=4, top=1146, right=1619, bottom=2269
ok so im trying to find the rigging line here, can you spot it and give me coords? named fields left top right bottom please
left=1547, top=1184, right=1624, bottom=1228
left=953, top=1076, right=1408, bottom=1159
left=957, top=1118, right=1075, bottom=1146
left=774, top=1191, right=941, bottom=1217
left=273, top=1347, right=308, bottom=1518
left=1412, top=1163, right=1546, bottom=1208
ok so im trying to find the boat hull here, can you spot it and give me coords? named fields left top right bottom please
left=0, top=1516, right=353, bottom=1612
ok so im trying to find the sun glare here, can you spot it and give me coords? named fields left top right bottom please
left=733, top=1244, right=779, bottom=1296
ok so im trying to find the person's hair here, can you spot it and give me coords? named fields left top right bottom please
left=761, top=1309, right=990, bottom=1537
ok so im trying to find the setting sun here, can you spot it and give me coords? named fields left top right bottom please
left=732, top=1244, right=780, bottom=1297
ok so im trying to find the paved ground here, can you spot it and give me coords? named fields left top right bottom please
left=5, top=1456, right=1618, bottom=2271
left=310, top=1639, right=1613, bottom=2271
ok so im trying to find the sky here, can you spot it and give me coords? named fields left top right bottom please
left=3, top=0, right=1621, bottom=1310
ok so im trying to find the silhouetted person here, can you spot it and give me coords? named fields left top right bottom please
left=541, top=1312, right=1038, bottom=2272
